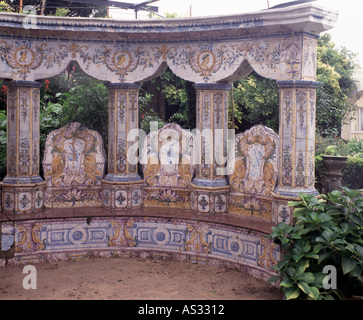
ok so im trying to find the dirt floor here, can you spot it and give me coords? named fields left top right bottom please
left=0, top=257, right=282, bottom=300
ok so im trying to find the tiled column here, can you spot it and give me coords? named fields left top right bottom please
left=1, top=81, right=45, bottom=214
left=273, top=80, right=320, bottom=224
left=102, top=83, right=143, bottom=210
left=191, top=83, right=231, bottom=214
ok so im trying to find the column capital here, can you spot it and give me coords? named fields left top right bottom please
left=105, top=82, right=142, bottom=90
left=193, top=83, right=232, bottom=91
left=276, top=80, right=321, bottom=89
left=4, top=80, right=42, bottom=88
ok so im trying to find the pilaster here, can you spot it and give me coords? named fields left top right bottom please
left=1, top=81, right=45, bottom=214
left=272, top=80, right=320, bottom=224
left=102, top=83, right=143, bottom=210
left=191, top=83, right=232, bottom=214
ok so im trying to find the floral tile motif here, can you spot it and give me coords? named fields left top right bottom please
left=34, top=190, right=43, bottom=209
left=143, top=188, right=191, bottom=210
left=198, top=194, right=210, bottom=213
left=277, top=205, right=290, bottom=223
left=282, top=146, right=293, bottom=187
left=229, top=194, right=272, bottom=220
left=103, top=189, right=111, bottom=207
left=115, top=190, right=127, bottom=209
left=3, top=192, right=15, bottom=211
left=131, top=189, right=142, bottom=208
left=214, top=194, right=227, bottom=213
left=18, top=192, right=32, bottom=212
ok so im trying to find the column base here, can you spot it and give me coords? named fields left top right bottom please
left=272, top=187, right=319, bottom=226
left=190, top=183, right=229, bottom=215
left=103, top=174, right=142, bottom=183
left=102, top=179, right=144, bottom=210
left=2, top=175, right=43, bottom=184
left=192, top=178, right=229, bottom=187
left=273, top=186, right=318, bottom=198
left=1, top=181, right=46, bottom=214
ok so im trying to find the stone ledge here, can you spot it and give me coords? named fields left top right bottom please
left=0, top=207, right=274, bottom=235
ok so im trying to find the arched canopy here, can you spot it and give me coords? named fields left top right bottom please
left=0, top=2, right=337, bottom=84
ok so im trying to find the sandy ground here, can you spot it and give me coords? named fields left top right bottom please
left=0, top=257, right=282, bottom=300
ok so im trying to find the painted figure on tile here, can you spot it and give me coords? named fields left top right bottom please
left=229, top=125, right=279, bottom=196
left=64, top=138, right=86, bottom=172
left=43, top=122, right=105, bottom=187
left=142, top=123, right=196, bottom=188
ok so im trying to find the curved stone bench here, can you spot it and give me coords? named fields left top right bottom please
left=0, top=207, right=279, bottom=284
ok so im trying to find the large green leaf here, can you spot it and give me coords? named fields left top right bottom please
left=342, top=256, right=358, bottom=275
left=318, top=252, right=332, bottom=265
left=280, top=277, right=294, bottom=288
left=268, top=275, right=281, bottom=283
left=308, top=287, right=320, bottom=300
left=297, top=282, right=310, bottom=295
left=299, top=272, right=315, bottom=285
left=285, top=286, right=301, bottom=300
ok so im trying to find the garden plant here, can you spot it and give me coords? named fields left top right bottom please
left=269, top=188, right=363, bottom=300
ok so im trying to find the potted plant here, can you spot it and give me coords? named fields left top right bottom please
left=321, top=145, right=348, bottom=194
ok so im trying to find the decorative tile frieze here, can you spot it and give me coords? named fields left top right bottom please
left=3, top=216, right=280, bottom=283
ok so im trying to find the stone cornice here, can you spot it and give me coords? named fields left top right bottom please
left=0, top=3, right=338, bottom=43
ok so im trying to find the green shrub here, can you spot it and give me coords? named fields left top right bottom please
left=0, top=1, right=14, bottom=12
left=343, top=156, right=363, bottom=190
left=139, top=90, right=164, bottom=134
left=269, top=188, right=363, bottom=300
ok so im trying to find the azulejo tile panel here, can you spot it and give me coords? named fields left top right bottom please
left=1, top=183, right=46, bottom=214
left=142, top=123, right=196, bottom=189
left=43, top=122, right=106, bottom=188
left=42, top=122, right=106, bottom=209
left=207, top=228, right=261, bottom=264
left=101, top=181, right=144, bottom=210
left=142, top=123, right=196, bottom=210
left=2, top=216, right=280, bottom=282
left=143, top=188, right=192, bottom=210
left=229, top=125, right=279, bottom=197
left=34, top=220, right=113, bottom=251
left=190, top=188, right=229, bottom=215
left=0, top=35, right=315, bottom=84
left=228, top=194, right=273, bottom=221
left=1, top=223, right=15, bottom=252
left=228, top=125, right=279, bottom=221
